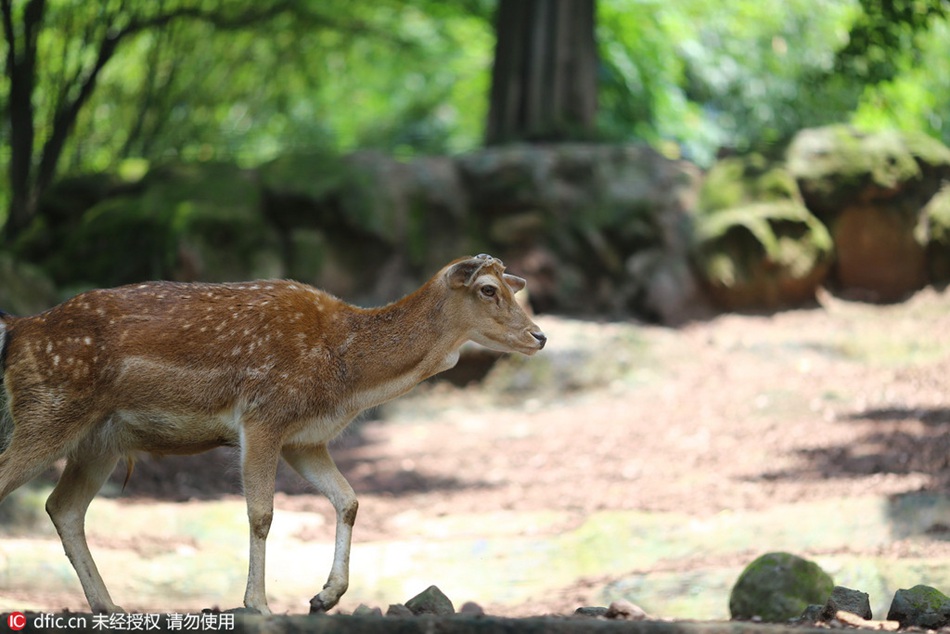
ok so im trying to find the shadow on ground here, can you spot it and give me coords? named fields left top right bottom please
left=88, top=416, right=491, bottom=502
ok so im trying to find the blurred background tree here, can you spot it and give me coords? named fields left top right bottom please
left=485, top=0, right=598, bottom=144
left=3, top=0, right=950, bottom=242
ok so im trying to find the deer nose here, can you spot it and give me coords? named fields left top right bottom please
left=531, top=332, right=547, bottom=349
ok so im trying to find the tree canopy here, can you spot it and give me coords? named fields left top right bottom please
left=3, top=0, right=950, bottom=240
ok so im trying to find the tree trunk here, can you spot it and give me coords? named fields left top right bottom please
left=485, top=0, right=598, bottom=145
left=2, top=0, right=44, bottom=244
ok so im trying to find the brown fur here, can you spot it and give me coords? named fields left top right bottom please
left=0, top=254, right=544, bottom=614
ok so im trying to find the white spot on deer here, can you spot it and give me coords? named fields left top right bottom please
left=83, top=337, right=92, bottom=345
left=46, top=341, right=53, bottom=354
left=53, top=354, right=61, bottom=366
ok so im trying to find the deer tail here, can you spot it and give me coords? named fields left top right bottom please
left=122, top=455, right=136, bottom=491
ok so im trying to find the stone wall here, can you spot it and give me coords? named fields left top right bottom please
left=4, top=127, right=950, bottom=323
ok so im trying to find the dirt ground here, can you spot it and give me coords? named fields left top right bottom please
left=17, top=285, right=950, bottom=616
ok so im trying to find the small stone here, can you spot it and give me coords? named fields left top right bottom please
left=458, top=601, right=485, bottom=616
left=887, top=585, right=950, bottom=629
left=798, top=604, right=824, bottom=623
left=405, top=585, right=455, bottom=616
left=352, top=604, right=382, bottom=617
left=386, top=604, right=414, bottom=617
left=821, top=586, right=872, bottom=621
left=605, top=599, right=649, bottom=621
left=574, top=606, right=609, bottom=618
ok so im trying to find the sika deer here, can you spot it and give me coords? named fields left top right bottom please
left=0, top=254, right=545, bottom=614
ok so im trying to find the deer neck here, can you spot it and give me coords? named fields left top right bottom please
left=335, top=280, right=463, bottom=409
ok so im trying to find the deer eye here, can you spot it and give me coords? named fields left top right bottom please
left=480, top=285, right=497, bottom=298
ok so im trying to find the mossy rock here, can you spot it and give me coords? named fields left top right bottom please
left=787, top=125, right=950, bottom=220
left=263, top=151, right=470, bottom=302
left=260, top=150, right=423, bottom=244
left=692, top=201, right=833, bottom=310
left=41, top=162, right=280, bottom=287
left=831, top=202, right=928, bottom=302
left=0, top=251, right=58, bottom=315
left=699, top=154, right=801, bottom=214
left=887, top=585, right=950, bottom=629
left=258, top=150, right=355, bottom=231
left=729, top=552, right=834, bottom=622
left=922, top=185, right=950, bottom=285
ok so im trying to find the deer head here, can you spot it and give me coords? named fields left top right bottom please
left=445, top=254, right=546, bottom=355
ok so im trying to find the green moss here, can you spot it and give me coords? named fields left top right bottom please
left=38, top=162, right=277, bottom=287
left=729, top=552, right=834, bottom=622
left=903, top=131, right=950, bottom=168
left=788, top=126, right=950, bottom=219
left=692, top=201, right=833, bottom=309
left=903, top=585, right=950, bottom=612
left=259, top=151, right=350, bottom=208
left=699, top=154, right=800, bottom=214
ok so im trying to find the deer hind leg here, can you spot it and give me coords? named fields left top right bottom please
left=0, top=408, right=87, bottom=502
left=45, top=452, right=122, bottom=613
left=240, top=426, right=282, bottom=614
left=281, top=443, right=358, bottom=613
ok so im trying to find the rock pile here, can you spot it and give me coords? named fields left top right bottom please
left=725, top=551, right=950, bottom=629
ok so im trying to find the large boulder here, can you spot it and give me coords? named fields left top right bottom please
left=788, top=126, right=950, bottom=301
left=921, top=185, right=950, bottom=285
left=729, top=552, right=834, bottom=622
left=887, top=585, right=950, bottom=629
left=458, top=144, right=704, bottom=322
left=261, top=150, right=468, bottom=304
left=692, top=201, right=833, bottom=310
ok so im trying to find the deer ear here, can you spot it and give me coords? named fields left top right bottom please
left=447, top=259, right=481, bottom=288
left=504, top=274, right=526, bottom=293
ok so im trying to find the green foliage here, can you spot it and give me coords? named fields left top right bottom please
left=33, top=162, right=279, bottom=287
left=5, top=0, right=950, bottom=223
left=851, top=17, right=950, bottom=146
left=597, top=0, right=862, bottom=162
left=835, top=0, right=949, bottom=84
left=65, top=1, right=492, bottom=169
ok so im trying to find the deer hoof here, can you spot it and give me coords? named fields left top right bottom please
left=310, top=595, right=334, bottom=614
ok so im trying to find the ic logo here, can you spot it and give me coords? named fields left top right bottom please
left=6, top=612, right=26, bottom=631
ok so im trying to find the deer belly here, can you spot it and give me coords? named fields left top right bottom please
left=108, top=409, right=241, bottom=455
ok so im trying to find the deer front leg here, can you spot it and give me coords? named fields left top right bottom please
left=281, top=443, right=358, bottom=613
left=240, top=429, right=282, bottom=614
